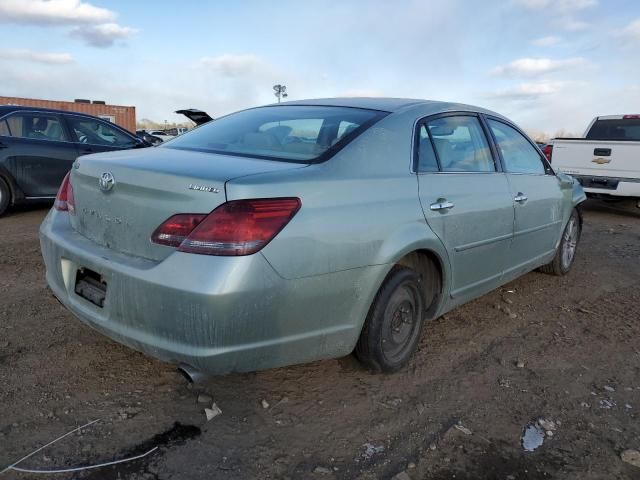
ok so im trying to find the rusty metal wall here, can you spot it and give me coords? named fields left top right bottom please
left=0, top=96, right=136, bottom=132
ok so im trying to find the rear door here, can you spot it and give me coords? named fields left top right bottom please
left=485, top=117, right=564, bottom=274
left=65, top=114, right=139, bottom=155
left=416, top=113, right=514, bottom=302
left=0, top=110, right=77, bottom=197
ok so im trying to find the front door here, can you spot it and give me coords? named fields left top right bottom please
left=486, top=118, right=564, bottom=276
left=0, top=111, right=77, bottom=197
left=416, top=114, right=514, bottom=302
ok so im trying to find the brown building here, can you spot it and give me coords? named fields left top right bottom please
left=0, top=96, right=136, bottom=132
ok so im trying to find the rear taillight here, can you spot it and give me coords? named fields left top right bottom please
left=543, top=144, right=553, bottom=163
left=53, top=172, right=75, bottom=214
left=150, top=214, right=207, bottom=247
left=623, top=115, right=640, bottom=119
left=151, top=198, right=301, bottom=256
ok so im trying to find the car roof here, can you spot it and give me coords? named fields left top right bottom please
left=271, top=97, right=507, bottom=119
left=277, top=97, right=430, bottom=112
left=0, top=104, right=102, bottom=118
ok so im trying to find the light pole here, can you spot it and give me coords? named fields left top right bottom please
left=273, top=84, right=288, bottom=103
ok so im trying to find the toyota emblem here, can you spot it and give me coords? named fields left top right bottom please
left=99, top=172, right=115, bottom=192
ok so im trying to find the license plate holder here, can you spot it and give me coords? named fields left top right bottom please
left=75, top=267, right=107, bottom=308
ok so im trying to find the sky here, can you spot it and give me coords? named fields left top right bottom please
left=1, top=0, right=639, bottom=136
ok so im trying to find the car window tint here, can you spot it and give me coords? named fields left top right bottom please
left=417, top=125, right=439, bottom=172
left=3, top=113, right=68, bottom=142
left=488, top=119, right=545, bottom=174
left=259, top=118, right=324, bottom=147
left=427, top=116, right=495, bottom=172
left=164, top=106, right=387, bottom=163
left=68, top=117, right=136, bottom=147
left=0, top=120, right=9, bottom=137
left=586, top=118, right=640, bottom=141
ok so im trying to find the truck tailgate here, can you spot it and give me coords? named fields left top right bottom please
left=552, top=140, right=640, bottom=179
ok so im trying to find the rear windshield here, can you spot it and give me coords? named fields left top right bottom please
left=163, top=105, right=387, bottom=163
left=586, top=118, right=640, bottom=141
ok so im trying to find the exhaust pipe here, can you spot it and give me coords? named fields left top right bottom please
left=177, top=363, right=207, bottom=383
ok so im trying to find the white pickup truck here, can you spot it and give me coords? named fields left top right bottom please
left=550, top=115, right=640, bottom=206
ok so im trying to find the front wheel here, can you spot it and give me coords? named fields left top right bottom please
left=540, top=208, right=581, bottom=276
left=355, top=266, right=425, bottom=372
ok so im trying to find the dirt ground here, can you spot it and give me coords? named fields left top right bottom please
left=1, top=200, right=639, bottom=480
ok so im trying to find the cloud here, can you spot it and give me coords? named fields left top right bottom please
left=531, top=35, right=562, bottom=47
left=198, top=54, right=274, bottom=77
left=491, top=57, right=586, bottom=76
left=69, top=22, right=137, bottom=47
left=0, top=0, right=114, bottom=25
left=560, top=17, right=590, bottom=31
left=513, top=0, right=596, bottom=11
left=0, top=48, right=73, bottom=64
left=621, top=18, right=640, bottom=41
left=490, top=81, right=566, bottom=100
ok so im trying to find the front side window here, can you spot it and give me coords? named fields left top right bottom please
left=68, top=117, right=136, bottom=147
left=164, top=105, right=387, bottom=163
left=1, top=113, right=67, bottom=142
left=426, top=116, right=495, bottom=172
left=488, top=119, right=545, bottom=174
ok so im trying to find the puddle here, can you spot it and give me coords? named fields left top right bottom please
left=521, top=422, right=545, bottom=452
left=83, top=422, right=201, bottom=480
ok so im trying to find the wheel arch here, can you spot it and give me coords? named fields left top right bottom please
left=394, top=248, right=447, bottom=320
left=0, top=166, right=19, bottom=206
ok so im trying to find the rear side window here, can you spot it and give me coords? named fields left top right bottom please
left=426, top=116, right=495, bottom=172
left=488, top=119, right=545, bottom=174
left=586, top=118, right=640, bottom=141
left=164, top=105, right=387, bottom=163
left=0, top=120, right=9, bottom=137
left=1, top=112, right=68, bottom=142
left=416, top=125, right=439, bottom=172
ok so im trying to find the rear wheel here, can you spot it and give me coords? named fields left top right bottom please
left=540, top=209, right=581, bottom=276
left=355, top=266, right=426, bottom=372
left=0, top=177, right=10, bottom=217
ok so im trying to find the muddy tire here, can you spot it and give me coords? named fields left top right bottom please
left=540, top=209, right=581, bottom=276
left=355, top=266, right=425, bottom=372
left=0, top=177, right=10, bottom=217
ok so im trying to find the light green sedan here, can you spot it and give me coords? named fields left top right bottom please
left=39, top=98, right=585, bottom=378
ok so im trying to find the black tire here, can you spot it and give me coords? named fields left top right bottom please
left=0, top=177, right=10, bottom=217
left=355, top=266, right=426, bottom=372
left=540, top=208, right=581, bottom=276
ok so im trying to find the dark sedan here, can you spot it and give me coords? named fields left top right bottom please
left=0, top=105, right=149, bottom=216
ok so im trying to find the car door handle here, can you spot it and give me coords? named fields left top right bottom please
left=514, top=193, right=528, bottom=203
left=430, top=200, right=455, bottom=211
left=0, top=141, right=8, bottom=149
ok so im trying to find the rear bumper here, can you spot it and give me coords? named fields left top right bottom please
left=40, top=210, right=386, bottom=374
left=573, top=175, right=640, bottom=197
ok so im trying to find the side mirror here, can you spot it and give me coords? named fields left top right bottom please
left=557, top=172, right=574, bottom=189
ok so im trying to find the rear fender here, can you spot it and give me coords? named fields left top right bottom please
left=369, top=221, right=452, bottom=315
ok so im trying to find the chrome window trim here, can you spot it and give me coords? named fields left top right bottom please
left=0, top=109, right=138, bottom=148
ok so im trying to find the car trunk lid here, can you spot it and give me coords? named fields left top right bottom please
left=70, top=147, right=304, bottom=261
